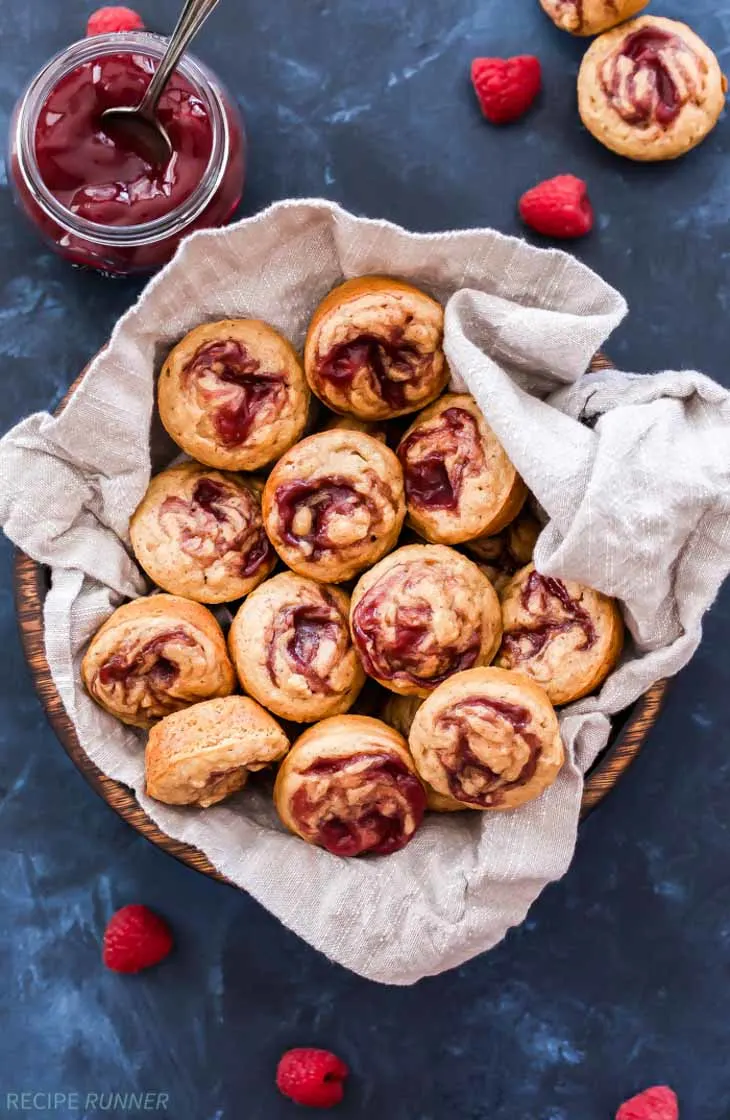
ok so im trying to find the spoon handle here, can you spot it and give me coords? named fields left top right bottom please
left=139, top=0, right=222, bottom=115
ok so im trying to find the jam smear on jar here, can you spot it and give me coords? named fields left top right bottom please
left=398, top=407, right=483, bottom=511
left=318, top=333, right=428, bottom=409
left=185, top=341, right=287, bottom=447
left=34, top=53, right=215, bottom=227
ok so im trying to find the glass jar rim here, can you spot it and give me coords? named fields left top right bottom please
left=13, top=32, right=230, bottom=247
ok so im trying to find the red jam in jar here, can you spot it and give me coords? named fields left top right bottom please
left=35, top=53, right=214, bottom=227
left=9, top=34, right=245, bottom=275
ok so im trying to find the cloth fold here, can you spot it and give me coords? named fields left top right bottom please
left=2, top=199, right=728, bottom=985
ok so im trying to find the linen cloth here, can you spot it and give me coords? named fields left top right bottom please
left=2, top=199, right=729, bottom=985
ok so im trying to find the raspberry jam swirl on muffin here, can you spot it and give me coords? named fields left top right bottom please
left=496, top=564, right=624, bottom=705
left=578, top=17, right=727, bottom=161
left=274, top=716, right=427, bottom=856
left=350, top=545, right=502, bottom=698
left=397, top=393, right=527, bottom=545
left=409, top=667, right=564, bottom=811
left=130, top=462, right=275, bottom=604
left=158, top=319, right=310, bottom=471
left=262, top=430, right=405, bottom=583
left=81, top=595, right=235, bottom=728
left=465, top=510, right=541, bottom=594
left=304, top=277, right=449, bottom=421
left=540, top=0, right=648, bottom=37
left=145, top=696, right=289, bottom=808
left=229, top=573, right=365, bottom=722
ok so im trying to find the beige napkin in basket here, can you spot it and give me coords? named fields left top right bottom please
left=2, top=199, right=730, bottom=985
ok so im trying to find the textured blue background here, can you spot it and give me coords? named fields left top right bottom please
left=1, top=1, right=730, bottom=1117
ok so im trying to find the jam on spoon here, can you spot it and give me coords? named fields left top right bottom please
left=100, top=0, right=223, bottom=164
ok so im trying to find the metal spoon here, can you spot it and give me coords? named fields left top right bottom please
left=101, top=0, right=222, bottom=164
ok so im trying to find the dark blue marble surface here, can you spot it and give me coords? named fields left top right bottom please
left=1, top=1, right=729, bottom=1117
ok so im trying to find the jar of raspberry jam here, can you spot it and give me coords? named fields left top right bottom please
left=8, top=33, right=245, bottom=275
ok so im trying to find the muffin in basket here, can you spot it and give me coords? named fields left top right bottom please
left=228, top=572, right=365, bottom=722
left=262, top=429, right=405, bottom=583
left=397, top=393, right=526, bottom=545
left=350, top=544, right=502, bottom=697
left=146, top=696, right=289, bottom=808
left=130, top=462, right=275, bottom=604
left=274, top=715, right=427, bottom=857
left=496, top=564, right=624, bottom=705
left=409, top=667, right=565, bottom=811
left=304, top=277, right=449, bottom=421
left=158, top=319, right=309, bottom=471
left=81, top=594, right=235, bottom=729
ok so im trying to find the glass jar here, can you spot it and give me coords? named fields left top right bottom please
left=8, top=33, right=246, bottom=275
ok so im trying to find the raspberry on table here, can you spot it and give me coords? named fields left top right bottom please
left=102, top=904, right=173, bottom=973
left=518, top=174, right=594, bottom=239
left=471, top=56, right=542, bottom=124
left=86, top=6, right=145, bottom=36
left=276, top=1048, right=349, bottom=1109
left=616, top=1085, right=680, bottom=1120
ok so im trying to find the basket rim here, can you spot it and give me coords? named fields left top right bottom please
left=11, top=350, right=671, bottom=886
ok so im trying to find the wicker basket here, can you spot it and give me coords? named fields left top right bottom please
left=12, top=352, right=670, bottom=886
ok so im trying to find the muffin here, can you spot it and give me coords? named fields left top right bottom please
left=274, top=715, right=427, bottom=856
left=262, top=429, right=405, bottom=583
left=158, top=319, right=310, bottom=470
left=409, top=667, right=564, bottom=810
left=81, top=594, right=235, bottom=728
left=145, top=696, right=289, bottom=807
left=496, top=564, right=624, bottom=705
left=350, top=544, right=502, bottom=697
left=578, top=16, right=727, bottom=161
left=229, top=573, right=365, bottom=722
left=397, top=393, right=526, bottom=545
left=130, top=462, right=275, bottom=604
left=540, top=0, right=649, bottom=36
left=304, top=276, right=449, bottom=421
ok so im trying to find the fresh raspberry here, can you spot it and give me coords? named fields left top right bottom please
left=471, top=56, right=542, bottom=124
left=616, top=1086, right=679, bottom=1120
left=276, top=1048, right=349, bottom=1109
left=519, top=174, right=594, bottom=239
left=86, top=6, right=145, bottom=36
left=103, top=905, right=173, bottom=973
